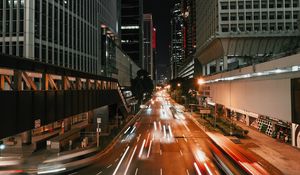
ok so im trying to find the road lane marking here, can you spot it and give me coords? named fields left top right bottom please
left=112, top=146, right=130, bottom=175
left=160, top=168, right=163, bottom=175
left=183, top=134, right=188, bottom=142
left=160, top=149, right=162, bottom=155
left=183, top=122, right=191, bottom=132
left=137, top=134, right=141, bottom=142
left=106, top=164, right=112, bottom=168
left=68, top=172, right=78, bottom=175
left=147, top=139, right=153, bottom=158
left=186, top=169, right=190, bottom=175
left=138, top=139, right=146, bottom=158
left=176, top=139, right=179, bottom=143
left=180, top=150, right=183, bottom=156
left=96, top=171, right=102, bottom=175
left=124, top=145, right=138, bottom=175
left=135, top=168, right=139, bottom=175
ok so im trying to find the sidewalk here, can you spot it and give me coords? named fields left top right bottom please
left=236, top=122, right=300, bottom=175
left=190, top=111, right=300, bottom=175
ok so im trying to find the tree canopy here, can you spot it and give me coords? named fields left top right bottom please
left=131, top=69, right=154, bottom=104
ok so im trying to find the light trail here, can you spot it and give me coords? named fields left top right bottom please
left=124, top=127, right=131, bottom=134
left=124, top=145, right=138, bottom=175
left=147, top=139, right=153, bottom=158
left=204, top=163, right=213, bottom=175
left=168, top=125, right=173, bottom=138
left=112, top=146, right=130, bottom=175
left=138, top=139, right=146, bottom=158
left=183, top=122, right=191, bottom=132
left=193, top=162, right=202, bottom=175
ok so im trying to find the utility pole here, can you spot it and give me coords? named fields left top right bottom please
left=96, top=117, right=101, bottom=148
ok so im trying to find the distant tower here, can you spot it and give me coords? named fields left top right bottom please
left=143, top=14, right=154, bottom=79
left=121, top=0, right=144, bottom=68
left=170, top=0, right=185, bottom=79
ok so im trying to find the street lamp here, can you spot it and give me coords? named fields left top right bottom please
left=96, top=117, right=101, bottom=148
left=197, top=78, right=205, bottom=107
left=197, top=78, right=205, bottom=86
left=0, top=142, right=5, bottom=156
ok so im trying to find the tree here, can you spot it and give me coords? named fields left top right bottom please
left=131, top=69, right=154, bottom=104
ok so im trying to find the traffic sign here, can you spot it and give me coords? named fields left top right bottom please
left=97, top=118, right=101, bottom=124
left=200, top=109, right=211, bottom=114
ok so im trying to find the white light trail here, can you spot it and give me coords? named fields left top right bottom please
left=37, top=168, right=66, bottom=174
left=138, top=139, right=146, bottom=158
left=159, top=121, right=162, bottom=131
left=204, top=163, right=213, bottom=175
left=154, top=121, right=157, bottom=131
left=112, top=146, right=130, bottom=175
left=168, top=125, right=173, bottom=138
left=124, top=127, right=131, bottom=134
left=183, top=134, right=187, bottom=142
left=130, top=126, right=136, bottom=134
left=193, top=162, right=202, bottom=175
left=147, top=139, right=153, bottom=158
left=124, top=145, right=138, bottom=175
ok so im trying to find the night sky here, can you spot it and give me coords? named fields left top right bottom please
left=144, top=0, right=173, bottom=78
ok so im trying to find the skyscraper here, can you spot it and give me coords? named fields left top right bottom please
left=120, top=0, right=144, bottom=68
left=143, top=14, right=154, bottom=79
left=0, top=0, right=119, bottom=75
left=196, top=0, right=300, bottom=75
left=177, top=0, right=199, bottom=79
left=182, top=0, right=196, bottom=61
left=170, top=0, right=184, bottom=79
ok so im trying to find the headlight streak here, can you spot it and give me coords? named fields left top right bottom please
left=138, top=140, right=146, bottom=158
left=168, top=125, right=173, bottom=138
left=124, top=145, right=138, bottom=175
left=124, top=127, right=131, bottom=134
left=112, top=146, right=130, bottom=175
left=130, top=126, right=136, bottom=134
left=194, top=162, right=202, bottom=175
left=204, top=163, right=213, bottom=175
left=147, top=139, right=153, bottom=158
left=37, top=168, right=66, bottom=174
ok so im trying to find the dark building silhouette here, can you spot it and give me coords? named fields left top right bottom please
left=120, top=0, right=144, bottom=68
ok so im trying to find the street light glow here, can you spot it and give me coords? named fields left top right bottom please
left=197, top=78, right=205, bottom=85
left=177, top=83, right=181, bottom=87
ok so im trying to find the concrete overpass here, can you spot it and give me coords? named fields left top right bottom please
left=0, top=54, right=130, bottom=140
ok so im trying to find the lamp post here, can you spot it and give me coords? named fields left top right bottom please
left=96, top=117, right=101, bottom=148
left=0, top=141, right=5, bottom=157
left=197, top=78, right=205, bottom=107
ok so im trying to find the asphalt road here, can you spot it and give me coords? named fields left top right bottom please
left=74, top=92, right=266, bottom=175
